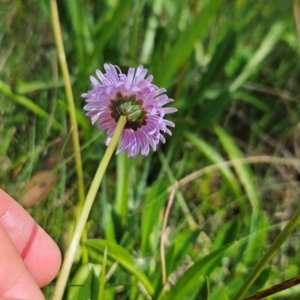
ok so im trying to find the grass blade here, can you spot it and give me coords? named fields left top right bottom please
left=197, top=29, right=237, bottom=101
left=158, top=245, right=229, bottom=300
left=184, top=131, right=241, bottom=197
left=154, top=0, right=224, bottom=86
left=88, top=0, right=134, bottom=69
left=141, top=176, right=168, bottom=255
left=0, top=80, right=62, bottom=130
left=229, top=21, right=285, bottom=92
left=114, top=151, right=131, bottom=222
left=85, top=239, right=154, bottom=295
left=98, top=246, right=108, bottom=300
left=214, top=123, right=261, bottom=216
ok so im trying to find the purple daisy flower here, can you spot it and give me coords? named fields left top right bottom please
left=82, top=64, right=177, bottom=157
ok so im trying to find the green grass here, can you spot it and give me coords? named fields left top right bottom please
left=1, top=0, right=300, bottom=299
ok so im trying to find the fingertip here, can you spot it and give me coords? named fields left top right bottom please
left=24, top=225, right=62, bottom=287
left=0, top=223, right=45, bottom=300
left=0, top=189, right=62, bottom=287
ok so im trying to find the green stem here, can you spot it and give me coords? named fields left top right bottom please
left=50, top=0, right=85, bottom=206
left=51, top=116, right=127, bottom=300
left=233, top=207, right=300, bottom=300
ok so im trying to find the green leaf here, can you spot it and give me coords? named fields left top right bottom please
left=16, top=78, right=65, bottom=94
left=196, top=89, right=231, bottom=128
left=158, top=245, right=229, bottom=300
left=244, top=212, right=268, bottom=265
left=140, top=176, right=168, bottom=255
left=247, top=267, right=271, bottom=296
left=213, top=216, right=240, bottom=250
left=65, top=0, right=88, bottom=67
left=0, top=80, right=62, bottom=130
left=214, top=124, right=261, bottom=217
left=166, top=229, right=201, bottom=275
left=233, top=90, right=269, bottom=111
left=114, top=151, right=131, bottom=221
left=57, top=99, right=89, bottom=135
left=140, top=0, right=164, bottom=64
left=85, top=239, right=154, bottom=295
left=211, top=276, right=243, bottom=300
left=158, top=151, right=198, bottom=229
left=194, top=277, right=209, bottom=300
left=184, top=132, right=241, bottom=197
left=66, top=264, right=93, bottom=300
left=197, top=29, right=237, bottom=101
left=155, top=0, right=224, bottom=86
left=150, top=229, right=201, bottom=295
left=98, top=246, right=108, bottom=300
left=88, top=0, right=134, bottom=68
left=229, top=21, right=285, bottom=92
left=102, top=203, right=116, bottom=243
left=210, top=285, right=229, bottom=300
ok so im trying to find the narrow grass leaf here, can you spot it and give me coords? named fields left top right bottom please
left=247, top=267, right=271, bottom=296
left=184, top=132, right=241, bottom=197
left=114, top=151, right=130, bottom=221
left=140, top=0, right=163, bottom=64
left=194, top=277, right=209, bottom=300
left=65, top=0, right=86, bottom=66
left=85, top=239, right=154, bottom=295
left=214, top=124, right=261, bottom=216
left=128, top=0, right=144, bottom=62
left=213, top=216, right=240, bottom=250
left=67, top=264, right=93, bottom=300
left=155, top=0, right=224, bottom=86
left=158, top=151, right=197, bottom=229
left=103, top=202, right=116, bottom=243
left=197, top=29, right=237, bottom=101
left=141, top=176, right=168, bottom=255
left=243, top=212, right=268, bottom=265
left=98, top=246, right=108, bottom=300
left=209, top=285, right=229, bottom=300
left=229, top=21, right=285, bottom=92
left=211, top=276, right=244, bottom=300
left=233, top=90, right=269, bottom=111
left=196, top=89, right=231, bottom=128
left=210, top=222, right=269, bottom=299
left=57, top=99, right=90, bottom=135
left=16, top=79, right=65, bottom=94
left=166, top=229, right=201, bottom=276
left=0, top=80, right=62, bottom=130
left=0, top=127, right=15, bottom=155
left=158, top=245, right=229, bottom=300
left=88, top=0, right=134, bottom=68
left=151, top=229, right=201, bottom=295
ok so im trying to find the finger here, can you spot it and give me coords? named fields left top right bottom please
left=0, top=189, right=61, bottom=287
left=0, top=222, right=45, bottom=300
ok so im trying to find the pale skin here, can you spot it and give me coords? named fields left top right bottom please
left=0, top=189, right=61, bottom=300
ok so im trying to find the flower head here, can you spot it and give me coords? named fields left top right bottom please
left=82, top=64, right=177, bottom=157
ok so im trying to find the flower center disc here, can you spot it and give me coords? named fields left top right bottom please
left=109, top=94, right=147, bottom=131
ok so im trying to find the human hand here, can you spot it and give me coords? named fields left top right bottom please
left=0, top=189, right=61, bottom=300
